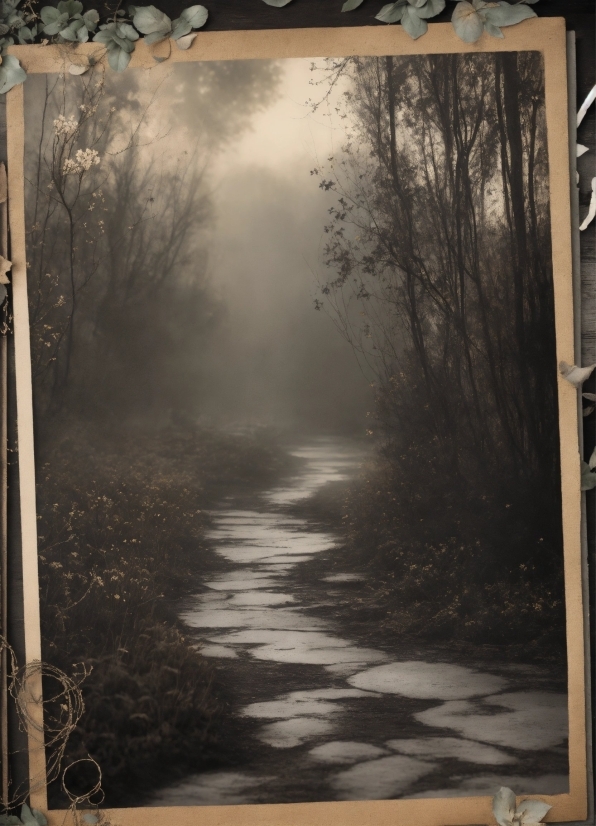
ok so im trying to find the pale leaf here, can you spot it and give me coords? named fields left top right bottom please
left=176, top=32, right=197, bottom=49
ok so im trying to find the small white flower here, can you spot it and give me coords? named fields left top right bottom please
left=62, top=148, right=101, bottom=176
left=53, top=114, right=78, bottom=138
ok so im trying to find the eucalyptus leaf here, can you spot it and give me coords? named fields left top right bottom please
left=589, top=447, right=596, bottom=472
left=401, top=5, right=427, bottom=37
left=0, top=812, right=20, bottom=823
left=107, top=45, right=132, bottom=72
left=142, top=29, right=168, bottom=43
left=17, top=25, right=34, bottom=43
left=76, top=23, right=90, bottom=41
left=171, top=19, right=191, bottom=39
left=342, top=0, right=365, bottom=10
left=59, top=18, right=85, bottom=41
left=82, top=9, right=100, bottom=29
left=514, top=798, right=552, bottom=824
left=179, top=5, right=208, bottom=27
left=118, top=22, right=140, bottom=40
left=68, top=62, right=89, bottom=74
left=39, top=6, right=64, bottom=24
left=492, top=787, right=517, bottom=826
left=175, top=31, right=197, bottom=49
left=81, top=815, right=99, bottom=826
left=415, top=0, right=444, bottom=20
left=40, top=8, right=69, bottom=36
left=0, top=53, right=26, bottom=94
left=483, top=1, right=536, bottom=28
left=261, top=0, right=294, bottom=6
left=376, top=2, right=406, bottom=24
left=57, top=0, right=84, bottom=17
left=31, top=810, right=48, bottom=826
left=132, top=5, right=171, bottom=36
left=19, top=805, right=39, bottom=826
left=483, top=20, right=504, bottom=37
left=451, top=1, right=484, bottom=42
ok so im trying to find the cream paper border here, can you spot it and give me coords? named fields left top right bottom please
left=6, top=18, right=587, bottom=825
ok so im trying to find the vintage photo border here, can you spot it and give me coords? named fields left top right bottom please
left=6, top=18, right=587, bottom=825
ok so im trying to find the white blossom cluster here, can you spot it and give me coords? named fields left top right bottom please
left=53, top=114, right=78, bottom=138
left=62, top=148, right=101, bottom=176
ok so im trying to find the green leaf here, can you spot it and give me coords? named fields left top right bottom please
left=132, top=5, right=171, bottom=36
left=416, top=0, right=445, bottom=19
left=581, top=462, right=596, bottom=491
left=57, top=0, right=83, bottom=17
left=0, top=815, right=23, bottom=825
left=81, top=815, right=98, bottom=825
left=342, top=0, right=365, bottom=10
left=0, top=54, right=26, bottom=94
left=117, top=22, right=139, bottom=40
left=19, top=805, right=39, bottom=826
left=515, top=799, right=551, bottom=824
left=76, top=23, right=90, bottom=41
left=376, top=2, right=406, bottom=23
left=107, top=45, right=132, bottom=72
left=179, top=5, right=208, bottom=27
left=143, top=29, right=169, bottom=44
left=59, top=18, right=85, bottom=41
left=171, top=19, right=192, bottom=39
left=483, top=1, right=536, bottom=27
left=92, top=27, right=114, bottom=44
left=82, top=9, right=99, bottom=29
left=589, top=446, right=596, bottom=471
left=401, top=4, right=427, bottom=37
left=261, top=0, right=294, bottom=6
left=40, top=8, right=69, bottom=35
left=175, top=31, right=197, bottom=49
left=407, top=0, right=426, bottom=7
left=451, top=1, right=484, bottom=42
left=31, top=810, right=48, bottom=826
left=40, top=6, right=63, bottom=24
left=493, top=787, right=516, bottom=826
left=483, top=19, right=504, bottom=36
left=17, top=25, right=35, bottom=43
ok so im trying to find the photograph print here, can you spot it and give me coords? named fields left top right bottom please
left=9, top=21, right=584, bottom=822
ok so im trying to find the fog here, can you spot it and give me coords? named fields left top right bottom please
left=25, top=57, right=373, bottom=439
left=191, top=58, right=373, bottom=434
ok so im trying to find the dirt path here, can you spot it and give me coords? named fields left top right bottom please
left=150, top=438, right=569, bottom=806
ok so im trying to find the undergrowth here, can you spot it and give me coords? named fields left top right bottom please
left=37, top=422, right=291, bottom=806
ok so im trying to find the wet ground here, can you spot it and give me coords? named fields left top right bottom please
left=150, top=439, right=569, bottom=806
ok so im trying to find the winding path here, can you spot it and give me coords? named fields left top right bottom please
left=151, top=439, right=569, bottom=806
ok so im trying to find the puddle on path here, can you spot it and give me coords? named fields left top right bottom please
left=150, top=438, right=569, bottom=807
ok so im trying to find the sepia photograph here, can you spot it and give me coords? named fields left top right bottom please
left=9, top=24, right=582, bottom=821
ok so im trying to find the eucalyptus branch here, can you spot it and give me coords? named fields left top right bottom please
left=0, top=0, right=541, bottom=95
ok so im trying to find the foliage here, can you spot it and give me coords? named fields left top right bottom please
left=493, top=786, right=551, bottom=826
left=0, top=803, right=48, bottom=826
left=375, top=0, right=445, bottom=40
left=39, top=1, right=98, bottom=42
left=0, top=0, right=542, bottom=93
left=311, top=52, right=566, bottom=652
left=0, top=805, right=47, bottom=826
left=451, top=0, right=537, bottom=43
left=38, top=423, right=291, bottom=805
